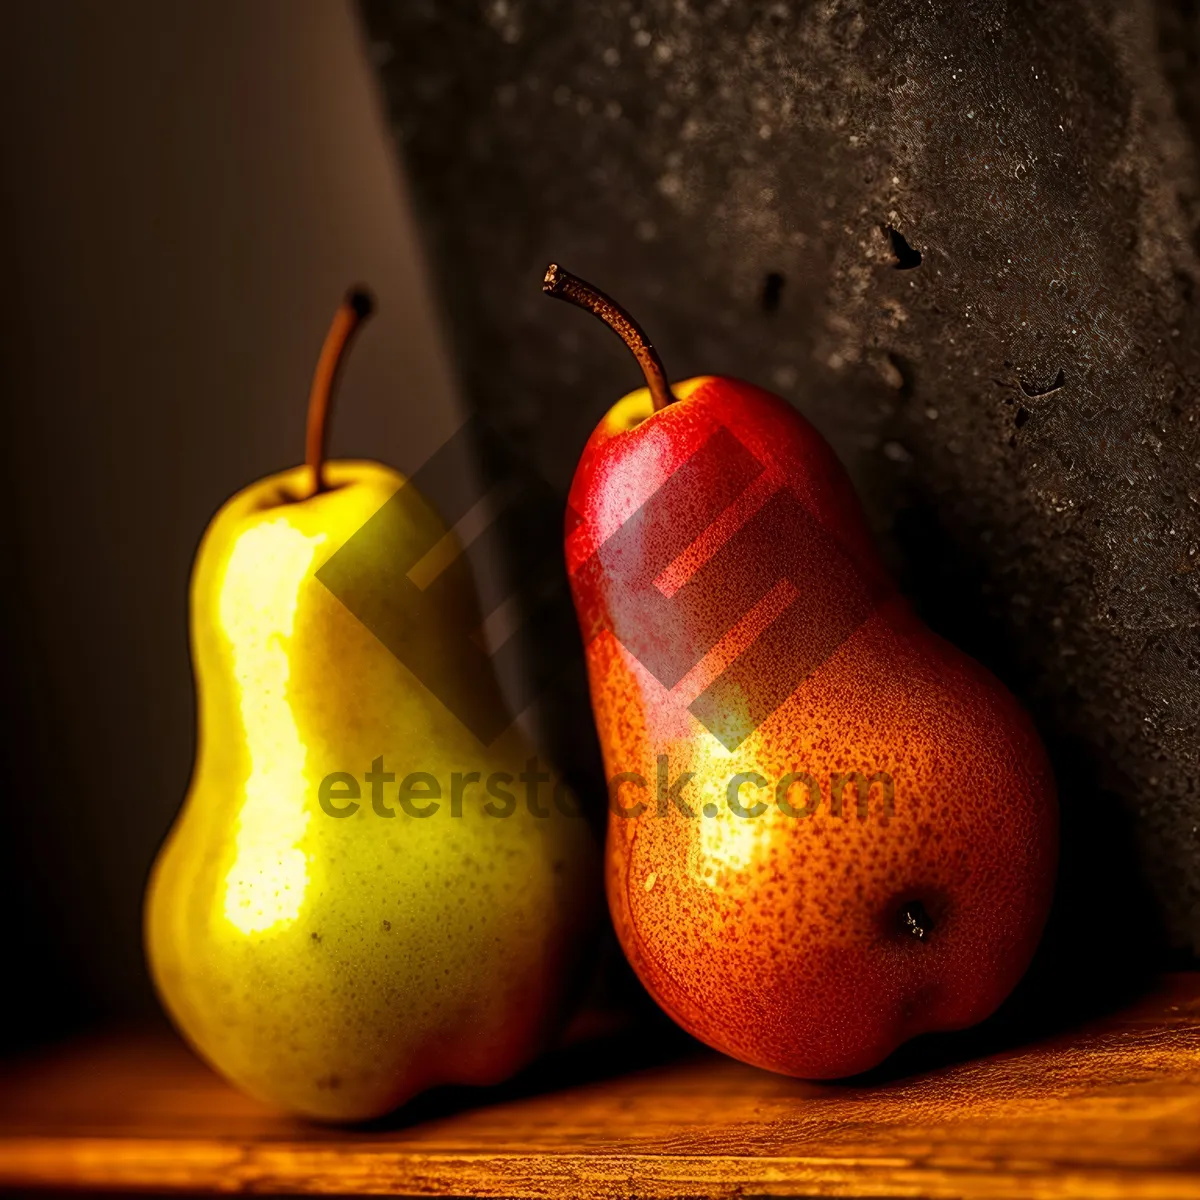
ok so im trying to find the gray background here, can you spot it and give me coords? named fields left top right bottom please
left=361, top=0, right=1200, bottom=995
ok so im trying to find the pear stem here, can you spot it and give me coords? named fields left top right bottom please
left=542, top=264, right=676, bottom=412
left=305, top=287, right=375, bottom=496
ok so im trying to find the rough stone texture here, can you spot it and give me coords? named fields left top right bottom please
left=360, top=0, right=1200, bottom=972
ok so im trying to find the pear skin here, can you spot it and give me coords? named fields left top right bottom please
left=146, top=460, right=597, bottom=1120
left=565, top=374, right=1057, bottom=1079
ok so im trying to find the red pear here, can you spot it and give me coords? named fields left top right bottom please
left=547, top=265, right=1058, bottom=1078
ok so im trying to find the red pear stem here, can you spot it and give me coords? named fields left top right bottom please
left=305, top=286, right=376, bottom=496
left=542, top=264, right=676, bottom=412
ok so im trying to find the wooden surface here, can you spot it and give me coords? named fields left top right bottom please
left=0, top=976, right=1198, bottom=1199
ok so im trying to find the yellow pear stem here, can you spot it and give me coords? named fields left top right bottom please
left=305, top=287, right=376, bottom=496
left=542, top=264, right=676, bottom=412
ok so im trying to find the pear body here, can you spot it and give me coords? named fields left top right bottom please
left=566, top=378, right=1057, bottom=1078
left=147, top=461, right=596, bottom=1120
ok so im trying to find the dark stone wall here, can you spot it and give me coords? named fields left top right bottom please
left=360, top=0, right=1200, bottom=966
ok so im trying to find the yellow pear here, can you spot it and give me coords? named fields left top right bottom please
left=145, top=290, right=597, bottom=1121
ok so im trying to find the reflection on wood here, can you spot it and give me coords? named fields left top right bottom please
left=0, top=975, right=1197, bottom=1199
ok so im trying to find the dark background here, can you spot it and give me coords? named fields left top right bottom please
left=1, top=0, right=1197, bottom=1061
left=361, top=0, right=1200, bottom=1022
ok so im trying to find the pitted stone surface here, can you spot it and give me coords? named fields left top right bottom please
left=362, top=0, right=1200, bottom=960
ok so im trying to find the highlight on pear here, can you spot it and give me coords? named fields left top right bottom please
left=546, top=264, right=1058, bottom=1081
left=144, top=289, right=598, bottom=1122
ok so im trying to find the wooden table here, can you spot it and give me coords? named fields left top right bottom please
left=0, top=975, right=1197, bottom=1199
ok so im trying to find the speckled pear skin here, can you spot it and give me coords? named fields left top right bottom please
left=146, top=460, right=597, bottom=1121
left=566, top=378, right=1058, bottom=1079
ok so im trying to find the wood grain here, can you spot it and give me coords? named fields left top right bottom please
left=0, top=975, right=1197, bottom=1199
